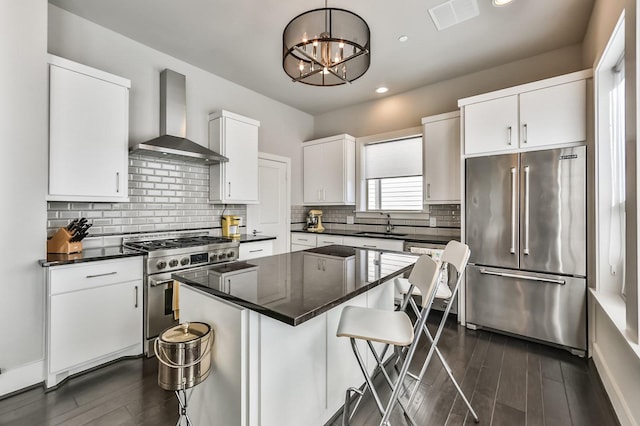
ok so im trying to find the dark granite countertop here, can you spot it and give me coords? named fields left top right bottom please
left=291, top=229, right=458, bottom=245
left=237, top=233, right=277, bottom=243
left=40, top=246, right=144, bottom=267
left=173, top=245, right=419, bottom=326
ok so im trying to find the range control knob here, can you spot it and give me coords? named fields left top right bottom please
left=218, top=252, right=226, bottom=259
left=157, top=260, right=167, bottom=270
left=169, top=259, right=179, bottom=268
left=228, top=251, right=235, bottom=258
left=180, top=257, right=189, bottom=266
left=210, top=253, right=218, bottom=262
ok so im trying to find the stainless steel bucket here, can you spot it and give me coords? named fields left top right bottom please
left=155, top=322, right=214, bottom=391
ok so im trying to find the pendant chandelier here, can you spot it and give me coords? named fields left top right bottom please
left=282, top=2, right=370, bottom=86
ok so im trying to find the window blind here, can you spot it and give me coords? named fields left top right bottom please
left=364, top=137, right=422, bottom=179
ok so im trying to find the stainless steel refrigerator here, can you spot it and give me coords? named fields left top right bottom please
left=465, top=146, right=587, bottom=352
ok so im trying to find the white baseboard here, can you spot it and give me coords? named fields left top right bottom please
left=0, top=360, right=43, bottom=397
left=592, top=342, right=636, bottom=426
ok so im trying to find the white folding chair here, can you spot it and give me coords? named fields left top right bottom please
left=395, top=240, right=478, bottom=422
left=336, top=254, right=442, bottom=426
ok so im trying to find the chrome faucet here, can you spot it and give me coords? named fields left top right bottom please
left=381, top=212, right=394, bottom=233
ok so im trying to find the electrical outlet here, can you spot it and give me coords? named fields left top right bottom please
left=429, top=217, right=437, bottom=227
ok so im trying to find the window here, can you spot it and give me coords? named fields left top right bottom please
left=595, top=14, right=626, bottom=299
left=611, top=54, right=626, bottom=297
left=363, top=136, right=423, bottom=211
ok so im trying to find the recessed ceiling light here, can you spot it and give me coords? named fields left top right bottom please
left=376, top=87, right=389, bottom=94
left=492, top=0, right=513, bottom=6
left=398, top=35, right=409, bottom=42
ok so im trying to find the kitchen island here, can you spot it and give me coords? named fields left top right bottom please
left=172, top=245, right=418, bottom=426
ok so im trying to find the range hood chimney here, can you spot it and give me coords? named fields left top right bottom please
left=129, top=69, right=228, bottom=164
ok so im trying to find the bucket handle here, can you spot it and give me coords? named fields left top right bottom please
left=154, top=330, right=214, bottom=369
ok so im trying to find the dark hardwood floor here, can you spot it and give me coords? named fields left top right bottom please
left=0, top=316, right=618, bottom=426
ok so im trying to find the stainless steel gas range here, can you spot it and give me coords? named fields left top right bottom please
left=123, top=232, right=239, bottom=356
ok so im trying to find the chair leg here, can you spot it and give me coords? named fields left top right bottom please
left=379, top=302, right=433, bottom=426
left=366, top=341, right=418, bottom=426
left=401, top=282, right=479, bottom=423
left=407, top=289, right=479, bottom=423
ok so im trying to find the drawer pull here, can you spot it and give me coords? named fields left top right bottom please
left=86, top=271, right=117, bottom=279
left=249, top=249, right=263, bottom=253
left=363, top=245, right=377, bottom=248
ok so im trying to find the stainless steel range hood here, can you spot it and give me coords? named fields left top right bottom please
left=129, top=69, right=228, bottom=164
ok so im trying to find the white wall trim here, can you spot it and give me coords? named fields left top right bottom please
left=0, top=360, right=43, bottom=397
left=592, top=342, right=635, bottom=426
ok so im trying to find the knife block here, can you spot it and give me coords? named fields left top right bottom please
left=47, top=228, right=83, bottom=254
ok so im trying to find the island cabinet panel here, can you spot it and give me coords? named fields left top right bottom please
left=178, top=287, right=248, bottom=426
left=259, top=314, right=328, bottom=426
left=179, top=280, right=399, bottom=426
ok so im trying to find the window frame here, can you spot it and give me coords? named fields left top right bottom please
left=355, top=126, right=428, bottom=216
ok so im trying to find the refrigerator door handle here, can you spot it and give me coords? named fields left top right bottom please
left=523, top=165, right=530, bottom=255
left=510, top=167, right=517, bottom=254
left=479, top=268, right=565, bottom=285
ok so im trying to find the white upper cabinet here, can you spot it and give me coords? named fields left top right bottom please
left=463, top=95, right=519, bottom=155
left=460, top=70, right=590, bottom=156
left=209, top=110, right=260, bottom=204
left=519, top=79, right=586, bottom=148
left=303, top=134, right=355, bottom=205
left=422, top=111, right=461, bottom=204
left=48, top=55, right=130, bottom=202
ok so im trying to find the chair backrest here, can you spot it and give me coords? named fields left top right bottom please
left=407, top=254, right=441, bottom=308
left=440, top=240, right=470, bottom=275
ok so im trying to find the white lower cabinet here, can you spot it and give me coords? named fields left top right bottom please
left=46, top=257, right=143, bottom=387
left=342, top=236, right=404, bottom=252
left=316, top=234, right=344, bottom=247
left=238, top=240, right=274, bottom=260
left=291, top=232, right=317, bottom=252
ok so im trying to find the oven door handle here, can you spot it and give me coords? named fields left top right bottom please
left=150, top=278, right=173, bottom=287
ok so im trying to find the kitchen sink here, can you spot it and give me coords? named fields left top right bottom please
left=355, top=232, right=408, bottom=237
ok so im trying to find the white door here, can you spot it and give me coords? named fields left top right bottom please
left=246, top=153, right=290, bottom=254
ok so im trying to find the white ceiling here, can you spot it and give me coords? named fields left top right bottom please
left=48, top=0, right=594, bottom=116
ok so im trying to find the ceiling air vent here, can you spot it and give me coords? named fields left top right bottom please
left=428, top=0, right=480, bottom=31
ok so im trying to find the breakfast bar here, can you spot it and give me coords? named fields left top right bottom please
left=172, top=245, right=418, bottom=426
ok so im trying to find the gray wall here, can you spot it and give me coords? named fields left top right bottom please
left=313, top=44, right=584, bottom=139
left=0, top=1, right=48, bottom=372
left=48, top=5, right=315, bottom=206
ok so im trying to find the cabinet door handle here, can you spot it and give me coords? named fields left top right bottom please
left=116, top=172, right=120, bottom=193
left=523, top=123, right=528, bottom=144
left=134, top=285, right=138, bottom=308
left=86, top=271, right=117, bottom=279
left=507, top=126, right=512, bottom=145
left=427, top=183, right=431, bottom=199
left=228, top=182, right=232, bottom=198
left=249, top=249, right=263, bottom=253
left=322, top=188, right=326, bottom=201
